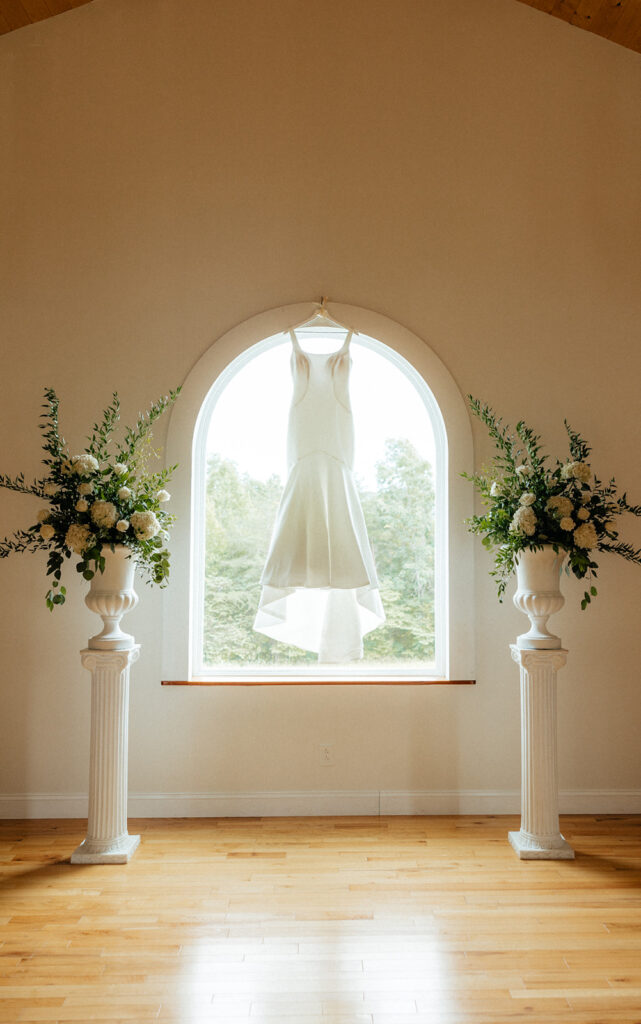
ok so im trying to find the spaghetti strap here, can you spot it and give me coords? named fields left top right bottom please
left=289, top=329, right=303, bottom=352
left=337, top=330, right=353, bottom=356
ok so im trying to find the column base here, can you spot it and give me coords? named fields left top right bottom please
left=509, top=829, right=574, bottom=860
left=71, top=834, right=140, bottom=864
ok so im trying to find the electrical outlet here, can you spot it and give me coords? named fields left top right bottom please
left=318, top=743, right=335, bottom=766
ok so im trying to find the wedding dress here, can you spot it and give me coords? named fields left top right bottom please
left=253, top=330, right=385, bottom=662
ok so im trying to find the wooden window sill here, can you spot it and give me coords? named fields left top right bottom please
left=162, top=678, right=476, bottom=686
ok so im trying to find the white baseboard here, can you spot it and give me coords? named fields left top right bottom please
left=1, top=788, right=640, bottom=819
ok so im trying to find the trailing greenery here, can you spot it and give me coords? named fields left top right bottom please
left=464, top=397, right=641, bottom=607
left=203, top=438, right=435, bottom=666
left=0, top=386, right=181, bottom=609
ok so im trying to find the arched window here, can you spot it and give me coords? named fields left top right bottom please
left=162, top=303, right=475, bottom=683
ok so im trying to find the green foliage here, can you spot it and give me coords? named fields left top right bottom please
left=0, top=386, right=181, bottom=608
left=202, top=439, right=435, bottom=667
left=464, top=397, right=641, bottom=606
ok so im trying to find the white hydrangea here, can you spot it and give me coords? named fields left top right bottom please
left=90, top=500, right=118, bottom=529
left=519, top=492, right=536, bottom=506
left=78, top=482, right=94, bottom=496
left=117, top=486, right=132, bottom=501
left=43, top=482, right=59, bottom=497
left=40, top=524, right=55, bottom=541
left=581, top=491, right=592, bottom=504
left=116, top=519, right=130, bottom=533
left=75, top=499, right=89, bottom=513
left=155, top=489, right=171, bottom=503
left=573, top=462, right=592, bottom=483
left=37, top=508, right=50, bottom=523
left=546, top=495, right=573, bottom=517
left=113, top=463, right=129, bottom=476
left=574, top=522, right=598, bottom=549
left=71, top=454, right=100, bottom=477
left=560, top=516, right=575, bottom=531
left=65, top=523, right=94, bottom=555
left=561, top=461, right=591, bottom=483
left=577, top=507, right=590, bottom=521
left=510, top=506, right=537, bottom=537
left=130, top=510, right=160, bottom=540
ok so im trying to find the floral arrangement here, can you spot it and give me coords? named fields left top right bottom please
left=0, top=387, right=180, bottom=609
left=464, top=397, right=641, bottom=608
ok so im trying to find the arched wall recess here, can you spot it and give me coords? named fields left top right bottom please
left=162, top=302, right=475, bottom=681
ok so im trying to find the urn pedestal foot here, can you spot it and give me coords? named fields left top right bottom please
left=508, top=829, right=574, bottom=860
left=71, top=833, right=140, bottom=864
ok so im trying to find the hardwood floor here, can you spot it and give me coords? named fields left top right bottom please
left=0, top=815, right=640, bottom=1023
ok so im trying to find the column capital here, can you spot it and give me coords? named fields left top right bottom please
left=80, top=645, right=141, bottom=674
left=509, top=644, right=567, bottom=673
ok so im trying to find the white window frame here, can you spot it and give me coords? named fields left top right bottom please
left=162, top=302, right=475, bottom=682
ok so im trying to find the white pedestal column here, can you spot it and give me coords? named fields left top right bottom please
left=71, top=647, right=141, bottom=864
left=508, top=646, right=574, bottom=860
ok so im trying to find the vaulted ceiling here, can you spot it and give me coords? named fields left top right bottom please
left=0, top=0, right=640, bottom=54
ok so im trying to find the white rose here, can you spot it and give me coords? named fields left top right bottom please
left=577, top=508, right=590, bottom=521
left=78, top=482, right=94, bottom=496
left=116, top=519, right=130, bottom=532
left=560, top=516, right=575, bottom=531
left=574, top=522, right=598, bottom=549
left=519, top=492, right=536, bottom=506
left=43, top=483, right=59, bottom=497
left=75, top=499, right=89, bottom=513
left=155, top=489, right=171, bottom=503
left=37, top=508, right=50, bottom=523
left=40, top=524, right=55, bottom=540
left=113, top=463, right=129, bottom=476
left=117, top=486, right=132, bottom=501
left=90, top=500, right=118, bottom=529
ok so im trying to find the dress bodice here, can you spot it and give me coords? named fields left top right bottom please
left=286, top=331, right=354, bottom=471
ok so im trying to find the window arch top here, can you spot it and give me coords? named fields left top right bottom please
left=163, top=302, right=475, bottom=683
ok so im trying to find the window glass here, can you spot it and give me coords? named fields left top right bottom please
left=200, top=330, right=439, bottom=673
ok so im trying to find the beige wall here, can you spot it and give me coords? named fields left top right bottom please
left=1, top=0, right=640, bottom=813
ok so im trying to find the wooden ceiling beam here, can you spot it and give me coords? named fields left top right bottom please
left=515, top=0, right=641, bottom=53
left=0, top=0, right=92, bottom=34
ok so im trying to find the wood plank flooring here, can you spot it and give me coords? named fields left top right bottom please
left=0, top=815, right=640, bottom=1023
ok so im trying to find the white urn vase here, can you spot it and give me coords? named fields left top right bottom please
left=85, top=544, right=138, bottom=650
left=513, top=545, right=566, bottom=649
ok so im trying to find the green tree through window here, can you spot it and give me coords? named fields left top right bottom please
left=203, top=437, right=435, bottom=667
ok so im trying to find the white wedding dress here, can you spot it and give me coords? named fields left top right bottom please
left=253, top=330, right=385, bottom=662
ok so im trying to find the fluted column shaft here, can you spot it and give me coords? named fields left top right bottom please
left=71, top=647, right=141, bottom=864
left=508, top=646, right=574, bottom=860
